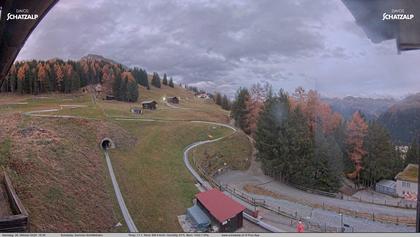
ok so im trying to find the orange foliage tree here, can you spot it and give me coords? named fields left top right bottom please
left=345, top=111, right=368, bottom=180
left=290, top=87, right=342, bottom=136
left=54, top=64, right=64, bottom=91
left=245, top=83, right=270, bottom=137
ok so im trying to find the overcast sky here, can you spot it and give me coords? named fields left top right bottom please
left=17, top=0, right=420, bottom=98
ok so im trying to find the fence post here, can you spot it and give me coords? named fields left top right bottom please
left=295, top=211, right=297, bottom=218
left=372, top=213, right=375, bottom=221
left=384, top=200, right=386, bottom=205
left=322, top=202, right=325, bottom=209
left=396, top=216, right=399, bottom=225
left=278, top=206, right=281, bottom=214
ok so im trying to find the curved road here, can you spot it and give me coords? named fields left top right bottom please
left=182, top=121, right=284, bottom=232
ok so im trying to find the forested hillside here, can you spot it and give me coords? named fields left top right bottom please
left=231, top=85, right=404, bottom=191
left=323, top=96, right=396, bottom=120
left=379, top=93, right=420, bottom=145
left=0, top=56, right=153, bottom=103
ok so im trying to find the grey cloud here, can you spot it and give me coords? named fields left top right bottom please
left=17, top=0, right=420, bottom=98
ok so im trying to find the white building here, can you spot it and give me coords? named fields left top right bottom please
left=395, top=164, right=418, bottom=200
left=395, top=145, right=409, bottom=159
left=196, top=93, right=210, bottom=99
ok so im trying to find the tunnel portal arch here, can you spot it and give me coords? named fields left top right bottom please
left=100, top=138, right=115, bottom=150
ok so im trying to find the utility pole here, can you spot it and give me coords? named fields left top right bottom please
left=417, top=134, right=420, bottom=232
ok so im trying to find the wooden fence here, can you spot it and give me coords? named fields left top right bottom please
left=0, top=172, right=29, bottom=232
left=191, top=154, right=416, bottom=231
left=191, top=156, right=339, bottom=232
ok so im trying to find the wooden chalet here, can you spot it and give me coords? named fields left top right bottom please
left=166, top=96, right=179, bottom=104
left=141, top=100, right=158, bottom=110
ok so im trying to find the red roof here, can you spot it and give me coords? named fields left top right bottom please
left=196, top=188, right=246, bottom=223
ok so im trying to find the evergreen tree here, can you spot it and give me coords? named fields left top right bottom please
left=221, top=95, right=231, bottom=110
left=360, top=121, right=404, bottom=187
left=162, top=73, right=168, bottom=85
left=255, top=90, right=289, bottom=179
left=231, top=88, right=250, bottom=130
left=168, top=77, right=174, bottom=88
left=113, top=73, right=122, bottom=100
left=119, top=78, right=128, bottom=101
left=405, top=139, right=420, bottom=165
left=313, top=128, right=343, bottom=191
left=127, top=79, right=139, bottom=102
left=255, top=90, right=343, bottom=192
left=71, top=72, right=81, bottom=92
left=142, top=69, right=150, bottom=88
left=151, top=72, right=161, bottom=88
left=64, top=73, right=72, bottom=93
left=215, top=92, right=222, bottom=105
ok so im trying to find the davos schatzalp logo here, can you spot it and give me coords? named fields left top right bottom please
left=6, top=9, right=38, bottom=21
left=382, top=9, right=414, bottom=21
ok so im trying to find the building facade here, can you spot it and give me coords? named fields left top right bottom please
left=195, top=189, right=245, bottom=232
left=395, top=164, right=418, bottom=198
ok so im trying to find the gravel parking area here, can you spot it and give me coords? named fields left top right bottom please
left=216, top=169, right=416, bottom=232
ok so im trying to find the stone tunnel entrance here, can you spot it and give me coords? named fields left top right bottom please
left=100, top=138, right=115, bottom=150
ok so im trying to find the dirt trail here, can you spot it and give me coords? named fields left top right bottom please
left=245, top=136, right=264, bottom=177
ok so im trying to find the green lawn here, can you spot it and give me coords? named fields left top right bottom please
left=108, top=120, right=231, bottom=232
left=190, top=131, right=252, bottom=176
left=0, top=93, right=92, bottom=113
left=2, top=116, right=126, bottom=232
left=0, top=86, right=246, bottom=232
left=98, top=85, right=230, bottom=123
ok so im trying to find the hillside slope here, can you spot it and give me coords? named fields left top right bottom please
left=0, top=113, right=134, bottom=232
left=323, top=96, right=396, bottom=120
left=379, top=93, right=420, bottom=144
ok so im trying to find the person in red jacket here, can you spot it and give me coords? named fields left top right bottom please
left=296, top=220, right=305, bottom=233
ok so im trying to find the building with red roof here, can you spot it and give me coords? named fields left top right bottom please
left=195, top=188, right=246, bottom=232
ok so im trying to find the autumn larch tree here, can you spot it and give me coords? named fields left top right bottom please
left=345, top=111, right=368, bottom=182
left=245, top=83, right=271, bottom=137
